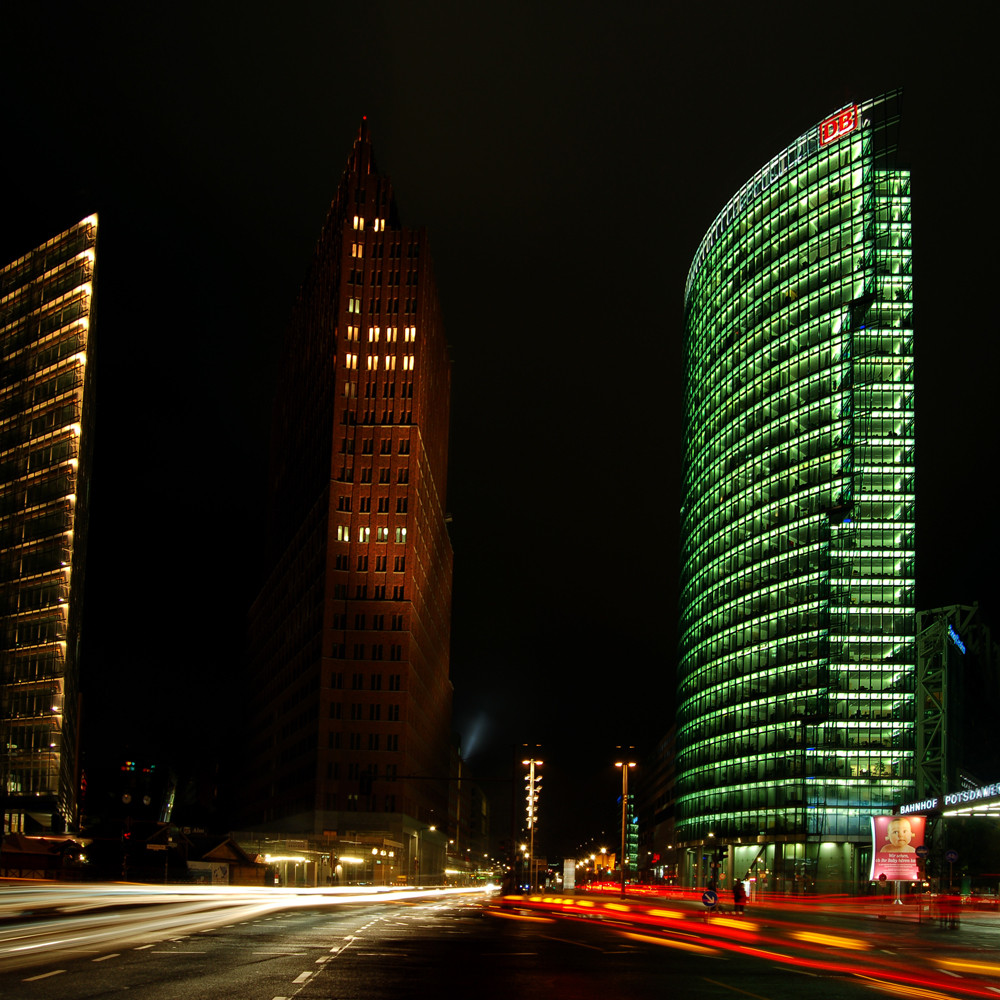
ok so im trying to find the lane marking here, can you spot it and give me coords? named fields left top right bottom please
left=539, top=934, right=605, bottom=952
left=135, top=944, right=154, bottom=950
left=701, top=978, right=770, bottom=1000
left=93, top=953, right=120, bottom=962
left=292, top=972, right=312, bottom=984
left=24, top=970, right=67, bottom=981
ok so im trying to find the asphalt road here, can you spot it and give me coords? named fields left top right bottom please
left=0, top=891, right=910, bottom=1000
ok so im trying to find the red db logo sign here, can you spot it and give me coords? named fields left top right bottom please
left=819, top=105, right=858, bottom=146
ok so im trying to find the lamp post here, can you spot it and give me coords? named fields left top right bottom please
left=522, top=757, right=542, bottom=891
left=413, top=824, right=436, bottom=885
left=615, top=757, right=636, bottom=898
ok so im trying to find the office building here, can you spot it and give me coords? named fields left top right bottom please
left=676, top=93, right=914, bottom=892
left=243, top=122, right=453, bottom=884
left=1, top=216, right=98, bottom=834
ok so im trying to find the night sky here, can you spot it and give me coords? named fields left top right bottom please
left=3, top=4, right=997, bottom=853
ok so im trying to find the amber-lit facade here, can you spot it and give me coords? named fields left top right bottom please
left=1, top=216, right=97, bottom=834
left=243, top=123, right=453, bottom=883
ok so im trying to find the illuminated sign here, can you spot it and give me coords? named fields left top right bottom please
left=944, top=781, right=1000, bottom=807
left=870, top=814, right=925, bottom=882
left=819, top=105, right=858, bottom=146
left=900, top=780, right=1000, bottom=815
left=948, top=624, right=966, bottom=654
left=899, top=796, right=940, bottom=814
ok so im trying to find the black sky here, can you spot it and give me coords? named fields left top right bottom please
left=3, top=3, right=998, bottom=853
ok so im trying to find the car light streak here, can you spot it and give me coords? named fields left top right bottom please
left=856, top=975, right=973, bottom=1000
left=712, top=917, right=758, bottom=932
left=933, top=958, right=1000, bottom=978
left=487, top=910, right=556, bottom=925
left=620, top=931, right=719, bottom=956
left=490, top=894, right=1000, bottom=998
left=0, top=884, right=490, bottom=975
left=789, top=930, right=871, bottom=950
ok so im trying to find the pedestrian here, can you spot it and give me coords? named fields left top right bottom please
left=733, top=879, right=747, bottom=915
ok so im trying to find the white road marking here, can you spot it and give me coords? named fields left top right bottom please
left=93, top=953, right=120, bottom=962
left=24, top=970, right=66, bottom=981
left=134, top=944, right=154, bottom=950
left=292, top=971, right=312, bottom=983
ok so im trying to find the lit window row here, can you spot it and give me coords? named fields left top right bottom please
left=356, top=526, right=407, bottom=543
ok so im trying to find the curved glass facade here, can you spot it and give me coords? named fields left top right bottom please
left=677, top=94, right=914, bottom=875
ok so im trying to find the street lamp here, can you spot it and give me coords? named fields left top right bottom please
left=615, top=756, right=637, bottom=898
left=522, top=757, right=542, bottom=891
left=414, top=824, right=436, bottom=885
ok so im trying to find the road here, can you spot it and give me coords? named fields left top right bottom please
left=1, top=884, right=997, bottom=999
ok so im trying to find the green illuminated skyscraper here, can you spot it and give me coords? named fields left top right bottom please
left=677, top=93, right=913, bottom=892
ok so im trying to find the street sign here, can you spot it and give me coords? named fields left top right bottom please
left=945, top=849, right=959, bottom=863
left=915, top=844, right=929, bottom=857
left=702, top=890, right=718, bottom=908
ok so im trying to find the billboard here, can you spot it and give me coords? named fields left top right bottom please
left=562, top=859, right=576, bottom=891
left=870, top=815, right=926, bottom=882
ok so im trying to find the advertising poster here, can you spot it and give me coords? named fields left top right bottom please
left=870, top=814, right=925, bottom=881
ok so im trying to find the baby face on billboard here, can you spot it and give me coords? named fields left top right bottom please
left=880, top=817, right=916, bottom=853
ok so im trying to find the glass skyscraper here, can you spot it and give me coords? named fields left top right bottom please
left=1, top=216, right=97, bottom=835
left=677, top=94, right=913, bottom=892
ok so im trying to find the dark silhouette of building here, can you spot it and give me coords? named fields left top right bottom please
left=1, top=216, right=97, bottom=835
left=241, top=122, right=453, bottom=884
left=637, top=726, right=677, bottom=882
